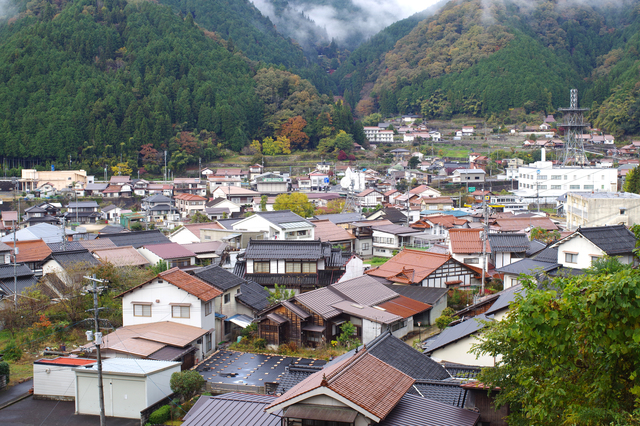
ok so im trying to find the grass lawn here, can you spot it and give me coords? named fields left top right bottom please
left=367, top=257, right=390, bottom=267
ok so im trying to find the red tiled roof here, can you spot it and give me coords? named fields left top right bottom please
left=383, top=189, right=399, bottom=197
left=267, top=351, right=414, bottom=420
left=449, top=229, right=490, bottom=254
left=117, top=267, right=222, bottom=301
left=365, top=249, right=453, bottom=284
left=102, top=185, right=122, bottom=193
left=15, top=239, right=52, bottom=263
left=420, top=214, right=467, bottom=229
left=409, top=185, right=439, bottom=195
left=174, top=193, right=207, bottom=201
left=376, top=295, right=431, bottom=318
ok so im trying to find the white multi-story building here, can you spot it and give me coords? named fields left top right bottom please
left=516, top=153, right=617, bottom=203
left=364, top=127, right=394, bottom=143
left=565, top=192, right=640, bottom=230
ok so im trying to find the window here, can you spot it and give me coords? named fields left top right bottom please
left=564, top=175, right=568, bottom=180
left=286, top=261, right=317, bottom=273
left=474, top=176, right=480, bottom=180
left=206, top=332, right=212, bottom=351
left=551, top=185, right=561, bottom=190
left=390, top=320, right=407, bottom=332
left=254, top=261, right=270, bottom=273
left=224, top=293, right=231, bottom=304
left=172, top=305, right=190, bottom=318
left=551, top=175, right=562, bottom=180
left=133, top=304, right=151, bottom=317
left=361, top=243, right=370, bottom=250
left=584, top=185, right=594, bottom=190
left=591, top=255, right=602, bottom=264
left=224, top=321, right=231, bottom=335
left=620, top=208, right=627, bottom=215
left=205, top=301, right=212, bottom=316
left=570, top=185, right=580, bottom=190
left=565, top=253, right=578, bottom=264
left=463, top=258, right=479, bottom=264
left=538, top=175, right=547, bottom=180
left=539, top=185, right=547, bottom=189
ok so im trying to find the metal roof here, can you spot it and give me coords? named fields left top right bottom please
left=378, top=393, right=479, bottom=426
left=278, top=221, right=312, bottom=229
left=182, top=393, right=281, bottom=426
left=50, top=250, right=99, bottom=267
left=383, top=284, right=449, bottom=306
left=485, top=284, right=524, bottom=316
left=142, top=242, right=196, bottom=260
left=408, top=380, right=468, bottom=407
left=332, top=275, right=398, bottom=306
left=331, top=301, right=402, bottom=324
left=195, top=265, right=245, bottom=291
left=99, top=230, right=170, bottom=248
left=424, top=315, right=490, bottom=354
left=76, top=358, right=180, bottom=375
left=226, top=314, right=253, bottom=328
left=574, top=225, right=637, bottom=255
left=497, top=258, right=559, bottom=277
left=314, top=212, right=362, bottom=224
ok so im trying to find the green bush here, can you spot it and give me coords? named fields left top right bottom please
left=254, top=338, right=267, bottom=350
left=3, top=340, right=21, bottom=362
left=170, top=370, right=205, bottom=401
left=0, top=361, right=10, bottom=382
left=148, top=405, right=170, bottom=424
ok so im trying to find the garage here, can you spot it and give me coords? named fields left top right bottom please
left=33, top=357, right=96, bottom=400
left=75, top=358, right=180, bottom=419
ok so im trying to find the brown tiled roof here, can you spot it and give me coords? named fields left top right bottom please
left=365, top=250, right=453, bottom=284
left=267, top=351, right=414, bottom=421
left=182, top=222, right=223, bottom=236
left=310, top=220, right=355, bottom=242
left=409, top=185, right=439, bottom=195
left=495, top=217, right=558, bottom=232
left=449, top=229, right=490, bottom=254
left=376, top=295, right=431, bottom=318
left=93, top=246, right=150, bottom=267
left=421, top=214, right=467, bottom=229
left=383, top=189, right=400, bottom=197
left=174, top=193, right=207, bottom=201
left=421, top=196, right=453, bottom=204
left=3, top=211, right=18, bottom=222
left=102, top=185, right=122, bottom=193
left=118, top=267, right=222, bottom=301
left=15, top=239, right=52, bottom=263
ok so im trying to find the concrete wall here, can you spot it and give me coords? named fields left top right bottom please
left=566, top=193, right=640, bottom=230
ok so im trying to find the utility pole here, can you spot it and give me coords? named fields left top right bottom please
left=481, top=191, right=488, bottom=298
left=85, top=275, right=107, bottom=426
left=12, top=178, right=18, bottom=309
left=164, top=150, right=167, bottom=184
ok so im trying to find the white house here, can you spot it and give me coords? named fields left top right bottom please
left=355, top=188, right=384, bottom=207
left=231, top=210, right=315, bottom=240
left=118, top=268, right=221, bottom=353
left=550, top=225, right=637, bottom=270
left=137, top=242, right=197, bottom=270
left=452, top=169, right=486, bottom=183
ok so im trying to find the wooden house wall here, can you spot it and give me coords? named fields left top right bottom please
left=258, top=318, right=283, bottom=346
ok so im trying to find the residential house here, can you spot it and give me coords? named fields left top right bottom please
left=35, top=182, right=57, bottom=197
left=42, top=249, right=99, bottom=287
left=234, top=239, right=359, bottom=291
left=131, top=179, right=150, bottom=196
left=182, top=241, right=228, bottom=266
left=207, top=176, right=242, bottom=193
left=412, top=214, right=468, bottom=238
left=181, top=393, right=282, bottom=426
left=496, top=250, right=560, bottom=289
left=371, top=224, right=430, bottom=257
left=97, top=230, right=170, bottom=249
left=119, top=212, right=146, bottom=230
left=0, top=264, right=38, bottom=307
left=194, top=265, right=269, bottom=343
left=92, top=246, right=150, bottom=268
left=201, top=167, right=215, bottom=177
left=452, top=169, right=486, bottom=183
left=347, top=219, right=393, bottom=258
left=173, top=178, right=206, bottom=197
left=14, top=239, right=52, bottom=276
left=248, top=164, right=264, bottom=180
left=231, top=210, right=316, bottom=240
left=215, top=168, right=246, bottom=180
left=174, top=193, right=207, bottom=217
left=355, top=188, right=384, bottom=207
left=488, top=233, right=529, bottom=269
left=409, top=185, right=441, bottom=198
left=101, top=205, right=121, bottom=222
left=138, top=242, right=197, bottom=270
left=366, top=207, right=408, bottom=225
left=0, top=242, right=12, bottom=264
left=316, top=161, right=331, bottom=173
left=1, top=223, right=77, bottom=244
left=211, top=186, right=259, bottom=205
left=309, top=219, right=356, bottom=252
left=383, top=284, right=448, bottom=326
left=305, top=193, right=342, bottom=209
left=298, top=171, right=329, bottom=191
left=65, top=201, right=101, bottom=224
left=421, top=196, right=455, bottom=211
left=313, top=212, right=363, bottom=228
left=448, top=228, right=491, bottom=269
left=258, top=275, right=429, bottom=346
left=424, top=314, right=495, bottom=366
left=383, top=189, right=401, bottom=203
left=365, top=249, right=481, bottom=289
left=117, top=267, right=223, bottom=358
left=494, top=216, right=558, bottom=233
left=23, top=205, right=60, bottom=227
left=169, top=222, right=224, bottom=244
left=551, top=225, right=637, bottom=269
left=102, top=184, right=132, bottom=198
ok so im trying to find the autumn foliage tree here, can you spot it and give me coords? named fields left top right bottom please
left=273, top=193, right=315, bottom=218
left=278, top=116, right=309, bottom=150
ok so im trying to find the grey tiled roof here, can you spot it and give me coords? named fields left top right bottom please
left=0, top=275, right=38, bottom=296
left=365, top=332, right=451, bottom=381
left=98, top=230, right=169, bottom=248
left=379, top=393, right=479, bottom=426
left=253, top=210, right=314, bottom=226
left=0, top=263, right=35, bottom=280
left=99, top=225, right=126, bottom=234
left=443, top=363, right=482, bottom=379
left=496, top=258, right=559, bottom=276
left=275, top=365, right=323, bottom=394
left=408, top=380, right=468, bottom=407
left=488, top=233, right=530, bottom=252
left=67, top=201, right=99, bottom=208
left=526, top=240, right=547, bottom=256
left=51, top=250, right=99, bottom=267
left=47, top=242, right=85, bottom=252
left=531, top=246, right=558, bottom=263
left=368, top=208, right=408, bottom=224
left=424, top=314, right=490, bottom=354
left=577, top=225, right=637, bottom=255
left=244, top=239, right=330, bottom=260
left=194, top=265, right=245, bottom=292
left=485, top=284, right=524, bottom=316
left=143, top=194, right=172, bottom=203
left=216, top=218, right=244, bottom=229
left=236, top=280, right=270, bottom=312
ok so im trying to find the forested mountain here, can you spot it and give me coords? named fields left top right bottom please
left=334, top=0, right=640, bottom=137
left=0, top=0, right=368, bottom=173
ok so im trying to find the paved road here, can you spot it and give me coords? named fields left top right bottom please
left=0, top=379, right=33, bottom=407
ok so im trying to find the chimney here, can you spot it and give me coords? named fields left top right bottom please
left=541, top=147, right=546, bottom=162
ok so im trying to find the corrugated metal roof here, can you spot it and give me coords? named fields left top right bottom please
left=383, top=284, right=448, bottom=306
left=148, top=345, right=197, bottom=361
left=331, top=301, right=402, bottom=324
left=281, top=301, right=311, bottom=319
left=142, top=242, right=196, bottom=260
left=332, top=275, right=398, bottom=306
left=376, top=295, right=431, bottom=318
left=424, top=315, right=490, bottom=354
left=76, top=358, right=180, bottom=375
left=182, top=393, right=281, bottom=426
left=378, top=393, right=479, bottom=426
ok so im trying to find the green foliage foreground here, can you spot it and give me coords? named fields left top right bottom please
left=472, top=264, right=640, bottom=425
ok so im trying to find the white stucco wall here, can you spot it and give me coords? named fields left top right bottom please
left=169, top=228, right=201, bottom=244
left=338, top=257, right=364, bottom=282
left=556, top=236, right=604, bottom=269
left=362, top=320, right=382, bottom=344
left=430, top=334, right=496, bottom=367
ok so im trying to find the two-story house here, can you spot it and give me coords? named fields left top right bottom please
left=254, top=173, right=289, bottom=194
left=117, top=268, right=222, bottom=360
left=371, top=224, right=429, bottom=257
left=65, top=201, right=101, bottom=224
left=234, top=239, right=359, bottom=292
left=174, top=193, right=207, bottom=217
left=194, top=265, right=269, bottom=344
left=231, top=210, right=316, bottom=240
left=138, top=242, right=197, bottom=270
left=142, top=194, right=180, bottom=222
left=173, top=178, right=206, bottom=197
left=211, top=186, right=259, bottom=205
left=355, top=189, right=384, bottom=207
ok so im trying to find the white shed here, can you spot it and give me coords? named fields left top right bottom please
left=75, top=358, right=181, bottom=419
left=33, top=357, right=96, bottom=400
